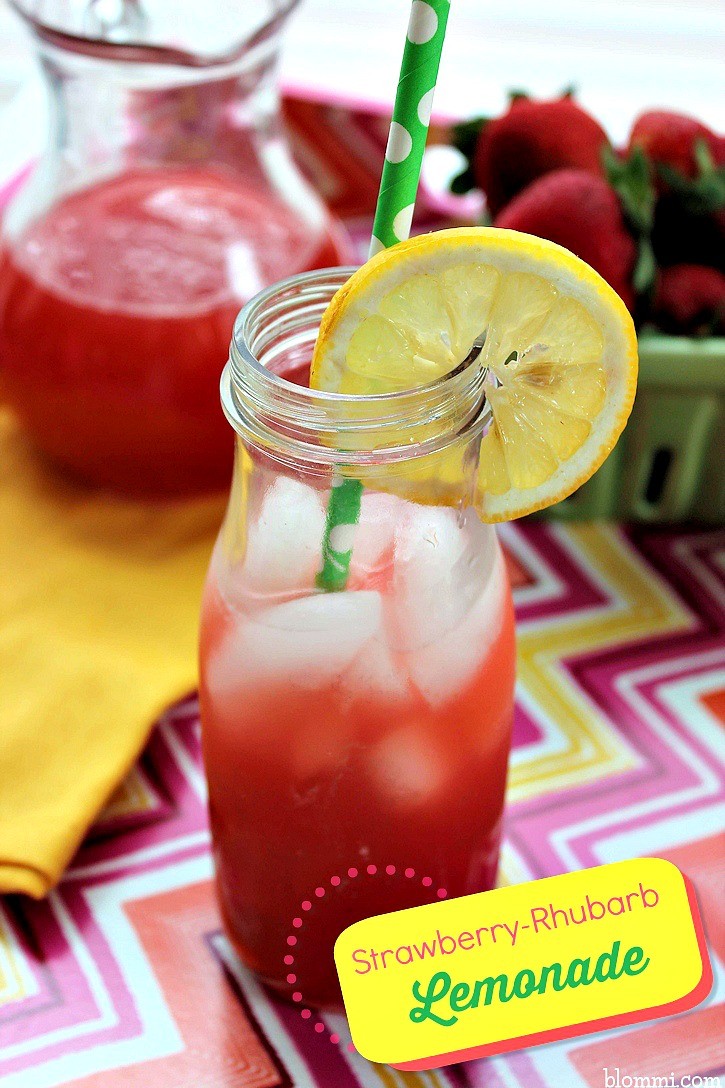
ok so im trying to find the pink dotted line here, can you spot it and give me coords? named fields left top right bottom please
left=284, top=863, right=448, bottom=1051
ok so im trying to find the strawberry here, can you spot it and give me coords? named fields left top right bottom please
left=628, top=110, right=724, bottom=183
left=495, top=170, right=637, bottom=309
left=614, top=113, right=724, bottom=274
left=471, top=95, right=609, bottom=216
left=651, top=264, right=725, bottom=336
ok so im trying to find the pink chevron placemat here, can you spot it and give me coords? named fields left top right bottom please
left=1, top=96, right=723, bottom=1088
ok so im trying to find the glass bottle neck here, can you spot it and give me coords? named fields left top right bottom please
left=223, top=268, right=491, bottom=472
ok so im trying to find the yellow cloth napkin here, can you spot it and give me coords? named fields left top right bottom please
left=0, top=409, right=225, bottom=897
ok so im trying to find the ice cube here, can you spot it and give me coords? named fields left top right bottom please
left=406, top=545, right=507, bottom=708
left=242, top=476, right=326, bottom=595
left=348, top=492, right=405, bottom=579
left=342, top=634, right=410, bottom=704
left=206, top=591, right=383, bottom=702
left=389, top=506, right=495, bottom=651
left=369, top=725, right=447, bottom=808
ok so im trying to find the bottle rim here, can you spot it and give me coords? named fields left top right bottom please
left=222, top=266, right=491, bottom=470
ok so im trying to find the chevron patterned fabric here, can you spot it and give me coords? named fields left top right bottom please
left=0, top=98, right=723, bottom=1088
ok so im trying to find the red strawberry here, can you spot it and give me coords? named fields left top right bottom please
left=495, top=170, right=637, bottom=309
left=628, top=110, right=724, bottom=182
left=473, top=96, right=609, bottom=216
left=617, top=112, right=725, bottom=273
left=651, top=264, right=725, bottom=335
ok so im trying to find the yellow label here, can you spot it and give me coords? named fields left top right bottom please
left=334, top=858, right=710, bottom=1069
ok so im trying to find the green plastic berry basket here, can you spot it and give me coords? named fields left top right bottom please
left=542, top=335, right=725, bottom=524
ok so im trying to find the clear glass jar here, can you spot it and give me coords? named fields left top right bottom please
left=0, top=0, right=349, bottom=495
left=199, top=268, right=517, bottom=1008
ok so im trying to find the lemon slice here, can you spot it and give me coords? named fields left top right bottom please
left=310, top=227, right=638, bottom=522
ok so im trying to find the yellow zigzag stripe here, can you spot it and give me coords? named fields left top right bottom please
left=373, top=1063, right=448, bottom=1087
left=508, top=523, right=693, bottom=803
left=100, top=766, right=156, bottom=821
left=0, top=910, right=29, bottom=1006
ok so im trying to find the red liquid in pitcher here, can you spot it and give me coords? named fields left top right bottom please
left=0, top=169, right=347, bottom=494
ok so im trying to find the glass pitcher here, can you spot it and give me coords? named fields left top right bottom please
left=0, top=0, right=350, bottom=495
left=199, top=269, right=517, bottom=1007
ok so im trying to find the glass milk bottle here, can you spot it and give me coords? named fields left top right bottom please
left=0, top=0, right=348, bottom=494
left=199, top=268, right=517, bottom=1008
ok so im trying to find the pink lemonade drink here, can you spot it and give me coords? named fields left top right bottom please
left=199, top=270, right=516, bottom=1007
left=0, top=169, right=347, bottom=495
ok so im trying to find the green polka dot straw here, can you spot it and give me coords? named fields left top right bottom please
left=371, top=0, right=451, bottom=255
left=316, top=0, right=452, bottom=593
